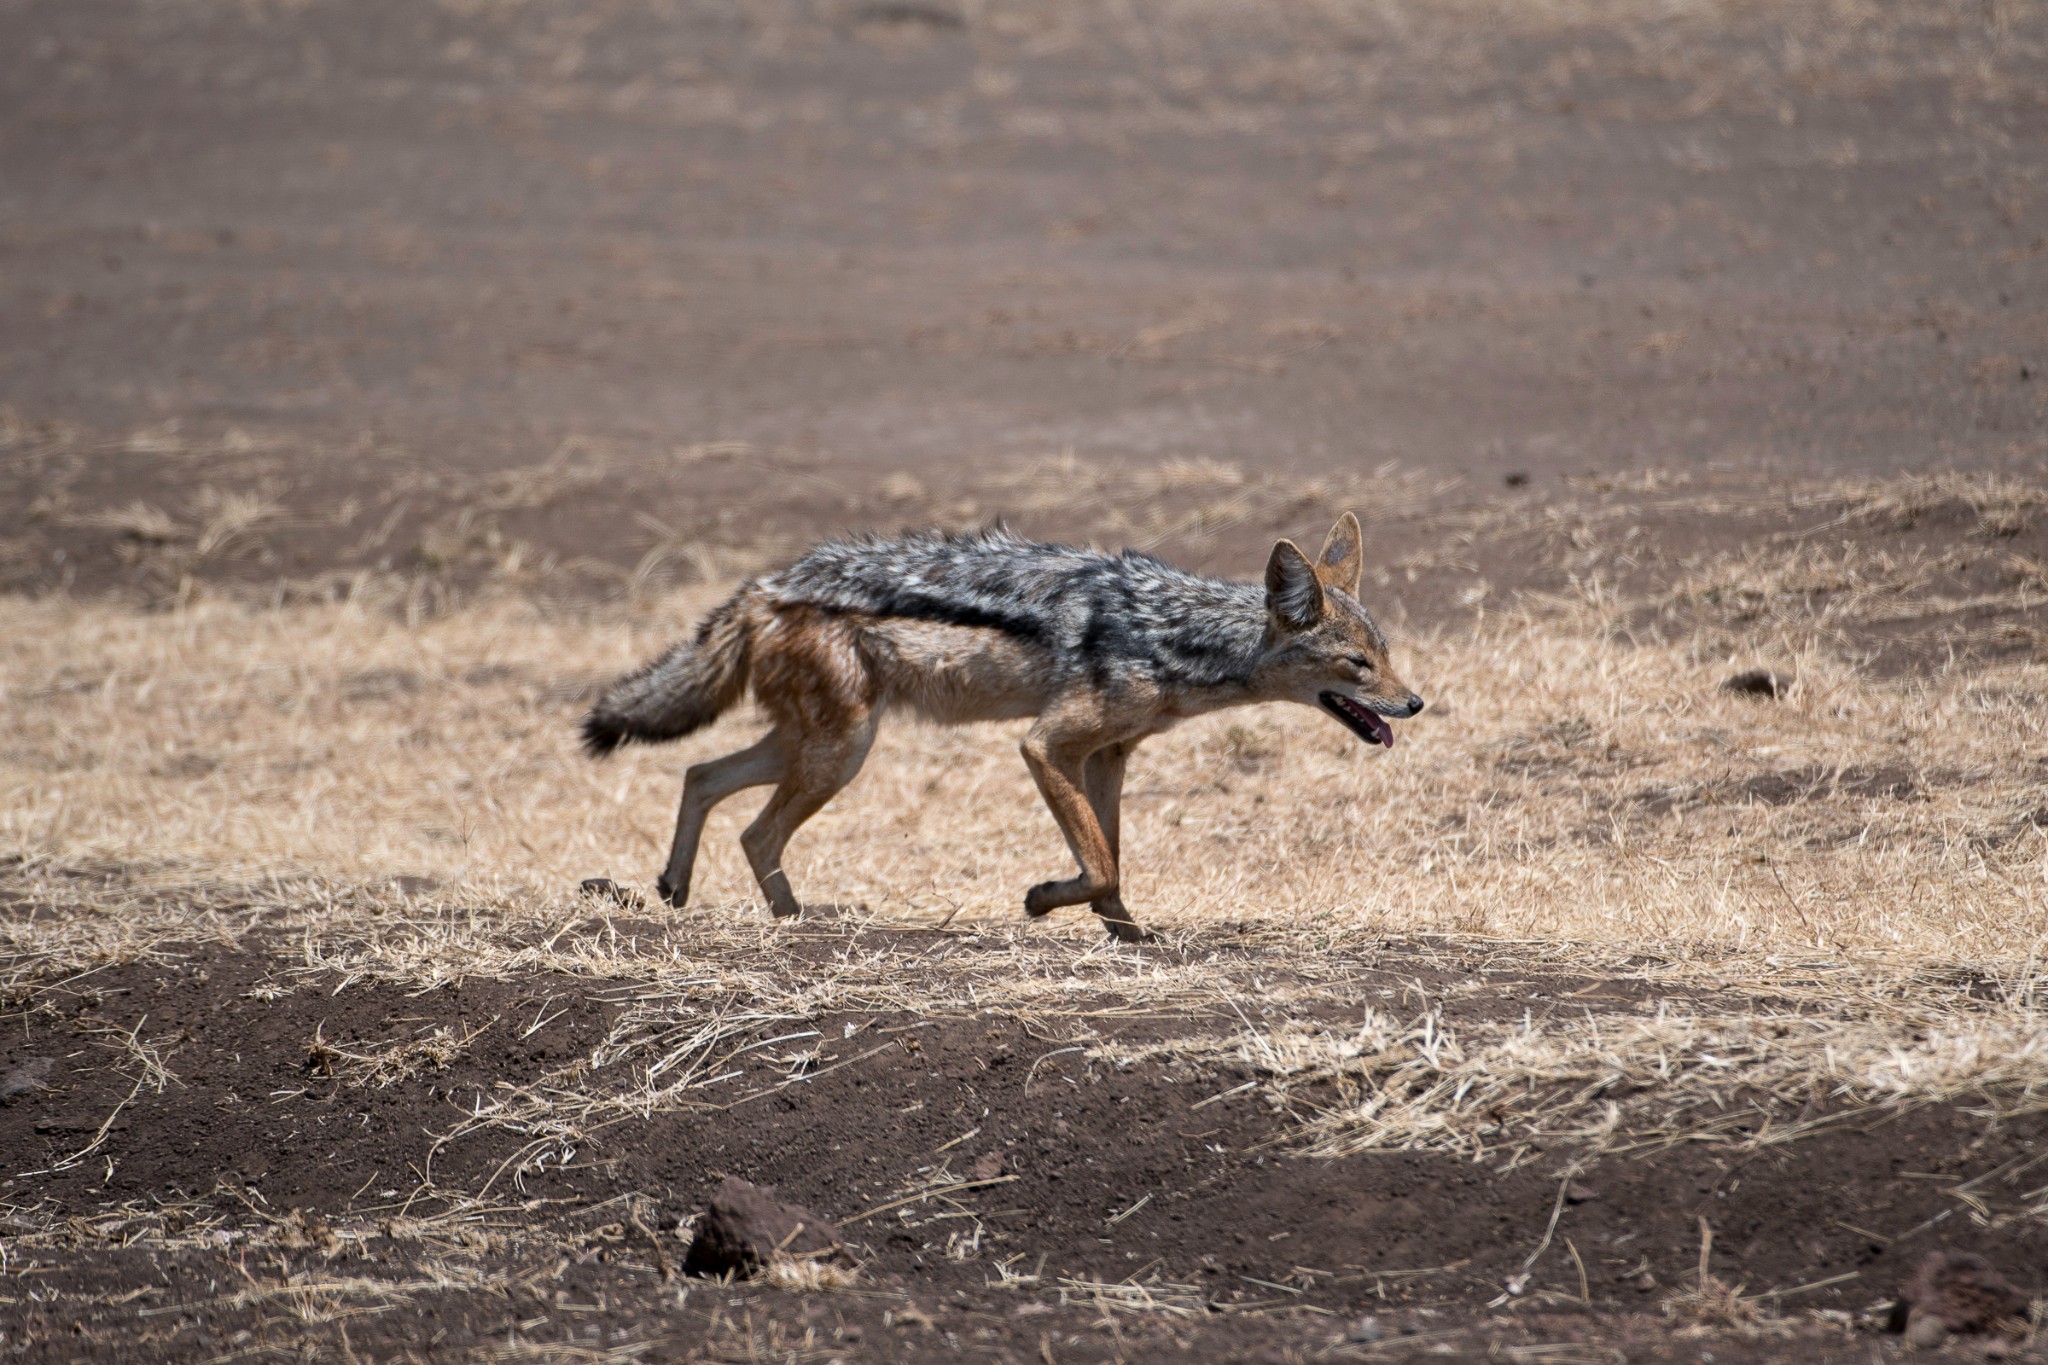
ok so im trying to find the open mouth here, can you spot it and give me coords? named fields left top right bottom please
left=1319, top=691, right=1395, bottom=749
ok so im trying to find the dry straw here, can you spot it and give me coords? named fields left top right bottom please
left=3, top=574, right=2041, bottom=958
left=5, top=466, right=2048, bottom=1168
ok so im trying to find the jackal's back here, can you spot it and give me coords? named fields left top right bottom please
left=766, top=529, right=1269, bottom=690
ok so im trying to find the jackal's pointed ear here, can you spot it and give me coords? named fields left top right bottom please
left=1265, top=539, right=1325, bottom=631
left=1314, top=512, right=1364, bottom=595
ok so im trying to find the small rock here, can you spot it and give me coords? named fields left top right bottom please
left=1892, top=1250, right=2028, bottom=1347
left=1903, top=1310, right=1949, bottom=1351
left=970, top=1151, right=1005, bottom=1182
left=681, top=1176, right=851, bottom=1279
left=1503, top=471, right=1530, bottom=488
left=1720, top=669, right=1791, bottom=699
left=36, top=1115, right=125, bottom=1135
left=1346, top=1316, right=1385, bottom=1343
left=1563, top=1181, right=1599, bottom=1204
left=579, top=877, right=643, bottom=909
left=0, top=1057, right=54, bottom=1105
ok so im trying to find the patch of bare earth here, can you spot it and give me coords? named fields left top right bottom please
left=7, top=926, right=2048, bottom=1363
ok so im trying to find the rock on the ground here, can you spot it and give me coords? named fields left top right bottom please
left=1893, top=1249, right=2029, bottom=1348
left=681, top=1176, right=851, bottom=1279
left=578, top=877, right=643, bottom=908
left=0, top=1056, right=53, bottom=1104
left=1345, top=1316, right=1385, bottom=1344
left=1720, top=669, right=1791, bottom=699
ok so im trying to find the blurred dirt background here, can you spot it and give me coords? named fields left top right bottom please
left=2, top=0, right=2042, bottom=623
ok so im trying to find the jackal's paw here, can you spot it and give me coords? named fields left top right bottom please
left=1023, top=882, right=1059, bottom=918
left=1101, top=918, right=1156, bottom=945
left=655, top=875, right=688, bottom=909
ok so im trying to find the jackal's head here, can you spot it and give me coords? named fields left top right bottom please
left=1259, top=513, right=1423, bottom=750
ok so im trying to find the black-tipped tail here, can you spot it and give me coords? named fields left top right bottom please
left=579, top=595, right=753, bottom=758
left=580, top=709, right=634, bottom=758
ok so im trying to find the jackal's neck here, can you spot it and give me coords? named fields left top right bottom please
left=1140, top=579, right=1271, bottom=695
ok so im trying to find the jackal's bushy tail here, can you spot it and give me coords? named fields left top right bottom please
left=580, top=591, right=754, bottom=756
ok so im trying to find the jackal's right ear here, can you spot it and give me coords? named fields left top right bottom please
left=1314, top=511, right=1364, bottom=595
left=1265, top=539, right=1325, bottom=631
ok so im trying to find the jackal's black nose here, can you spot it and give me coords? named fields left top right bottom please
left=1405, top=694, right=1425, bottom=716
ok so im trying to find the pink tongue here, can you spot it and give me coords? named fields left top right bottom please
left=1368, top=712, right=1394, bottom=749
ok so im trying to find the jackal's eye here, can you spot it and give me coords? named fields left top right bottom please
left=1345, top=654, right=1373, bottom=671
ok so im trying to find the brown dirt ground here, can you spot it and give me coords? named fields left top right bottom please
left=7, top=928, right=2048, bottom=1364
left=4, top=0, right=2048, bottom=1360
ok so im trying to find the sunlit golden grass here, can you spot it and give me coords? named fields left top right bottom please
left=1096, top=990, right=2048, bottom=1160
left=2, top=584, right=2043, bottom=963
left=6, top=563, right=2048, bottom=1165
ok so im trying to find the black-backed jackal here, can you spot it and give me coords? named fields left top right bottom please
left=582, top=514, right=1423, bottom=940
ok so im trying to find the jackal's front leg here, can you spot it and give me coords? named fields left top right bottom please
left=1020, top=726, right=1148, bottom=941
left=1080, top=741, right=1147, bottom=942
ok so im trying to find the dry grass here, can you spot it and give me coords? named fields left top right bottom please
left=758, top=1254, right=860, bottom=1294
left=1661, top=1218, right=1771, bottom=1334
left=0, top=1184, right=676, bottom=1326
left=6, top=472, right=2048, bottom=1171
left=3, top=575, right=2041, bottom=960
left=304, top=1019, right=491, bottom=1089
left=1095, top=986, right=2048, bottom=1159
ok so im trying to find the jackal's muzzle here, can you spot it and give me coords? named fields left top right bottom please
left=1319, top=691, right=1423, bottom=749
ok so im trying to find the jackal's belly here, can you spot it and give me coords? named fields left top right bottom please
left=862, top=619, right=1054, bottom=724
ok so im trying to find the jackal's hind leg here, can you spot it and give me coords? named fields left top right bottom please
left=1080, top=741, right=1149, bottom=942
left=659, top=732, right=786, bottom=908
left=739, top=713, right=879, bottom=919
